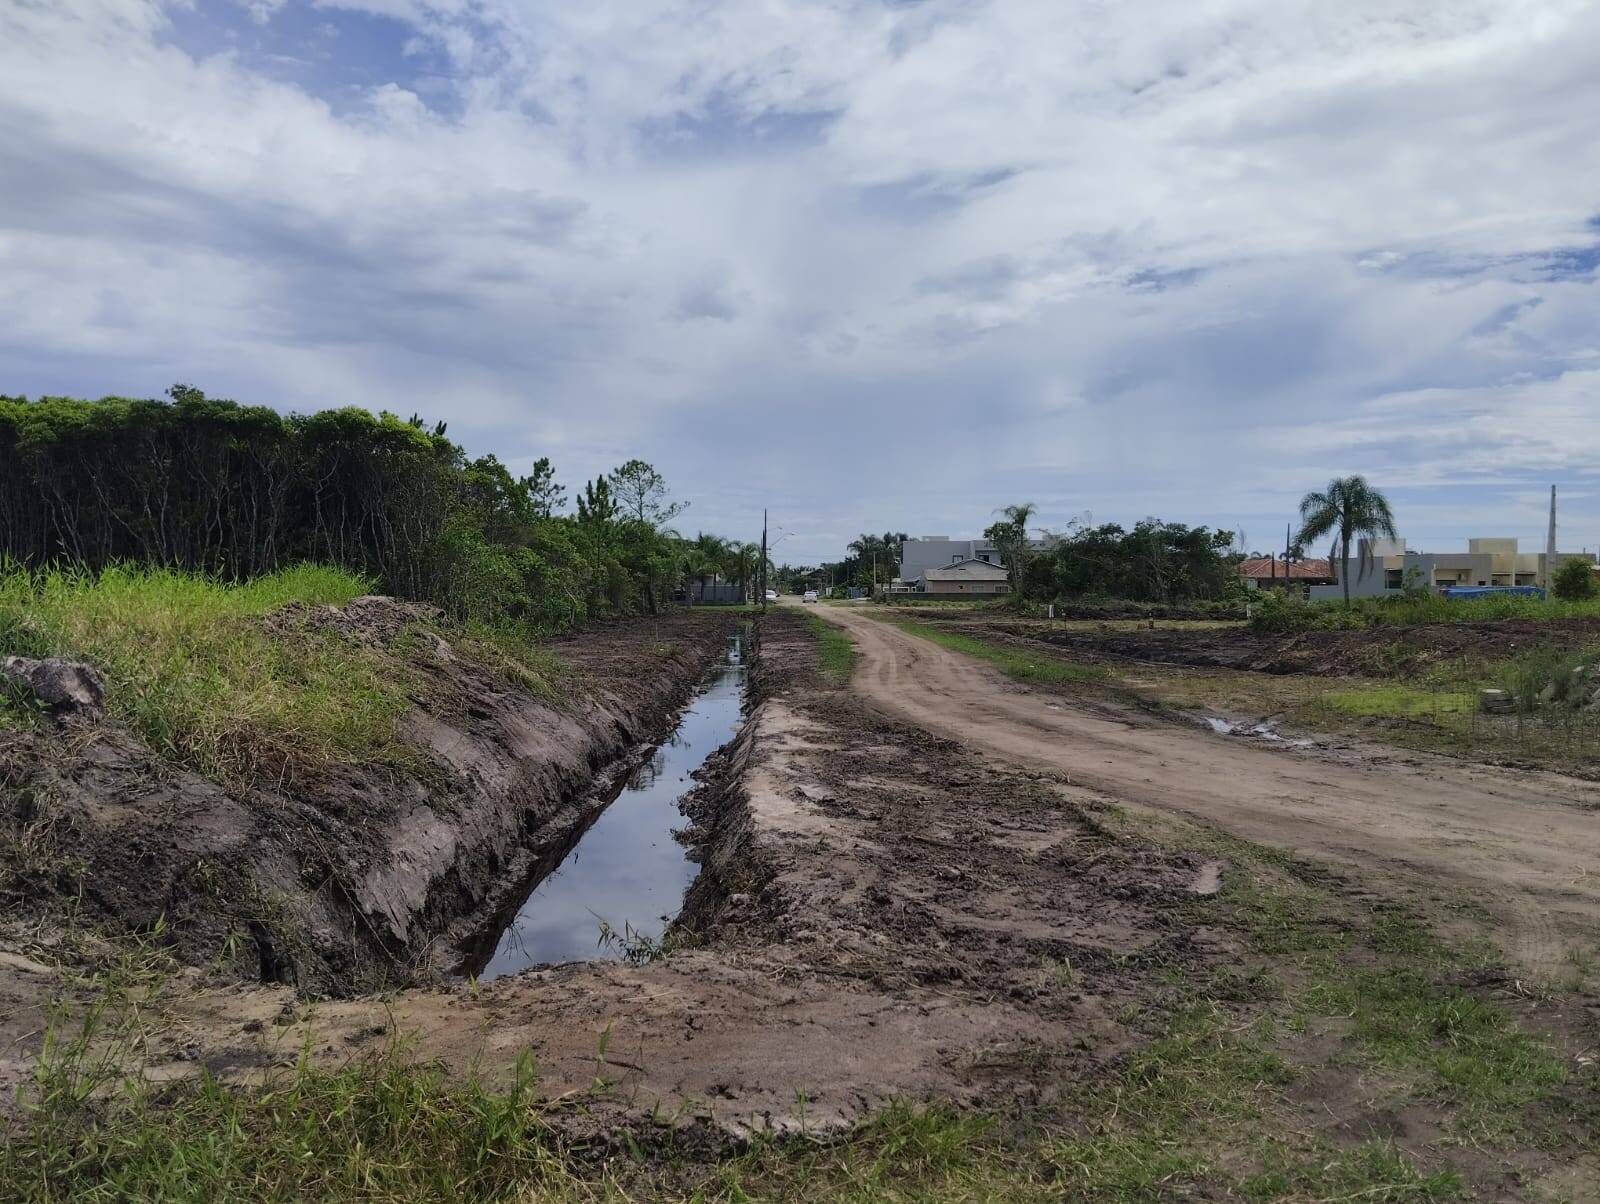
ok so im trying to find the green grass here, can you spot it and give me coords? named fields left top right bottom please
left=882, top=617, right=1106, bottom=685
left=1253, top=589, right=1600, bottom=633
left=0, top=1055, right=1049, bottom=1204
left=1320, top=683, right=1477, bottom=719
left=1038, top=814, right=1587, bottom=1198
left=0, top=563, right=416, bottom=786
left=803, top=612, right=857, bottom=685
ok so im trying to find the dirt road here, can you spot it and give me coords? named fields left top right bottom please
left=813, top=603, right=1600, bottom=979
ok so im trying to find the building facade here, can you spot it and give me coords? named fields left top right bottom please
left=896, top=537, right=1004, bottom=583
left=1307, top=537, right=1595, bottom=601
left=919, top=559, right=1012, bottom=596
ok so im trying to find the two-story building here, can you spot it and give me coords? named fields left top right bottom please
left=895, top=536, right=1005, bottom=584
left=1307, top=537, right=1596, bottom=600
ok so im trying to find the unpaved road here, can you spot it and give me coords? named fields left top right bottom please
left=814, top=603, right=1600, bottom=979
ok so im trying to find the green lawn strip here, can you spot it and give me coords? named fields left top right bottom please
left=803, top=611, right=857, bottom=685
left=1317, top=683, right=1477, bottom=719
left=879, top=615, right=1106, bottom=685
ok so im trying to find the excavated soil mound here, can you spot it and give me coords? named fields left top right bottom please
left=0, top=604, right=740, bottom=995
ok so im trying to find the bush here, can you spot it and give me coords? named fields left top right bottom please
left=1497, top=644, right=1599, bottom=711
left=1247, top=591, right=1366, bottom=633
left=1552, top=557, right=1598, bottom=601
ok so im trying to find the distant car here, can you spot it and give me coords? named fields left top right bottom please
left=764, top=589, right=779, bottom=602
left=803, top=590, right=819, bottom=603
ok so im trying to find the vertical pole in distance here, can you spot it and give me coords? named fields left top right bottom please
left=761, top=508, right=768, bottom=611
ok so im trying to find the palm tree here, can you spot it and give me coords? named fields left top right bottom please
left=688, top=532, right=730, bottom=602
left=1297, top=476, right=1398, bottom=606
left=984, top=503, right=1037, bottom=595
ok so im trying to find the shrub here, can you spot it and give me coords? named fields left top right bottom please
left=1552, top=557, right=1598, bottom=602
left=1247, top=592, right=1366, bottom=633
left=1497, top=644, right=1599, bottom=711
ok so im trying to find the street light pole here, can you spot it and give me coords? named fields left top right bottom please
left=760, top=509, right=768, bottom=611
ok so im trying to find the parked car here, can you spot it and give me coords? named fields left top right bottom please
left=764, top=589, right=779, bottom=602
left=803, top=590, right=819, bottom=603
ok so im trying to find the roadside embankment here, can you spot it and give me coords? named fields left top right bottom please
left=0, top=592, right=741, bottom=995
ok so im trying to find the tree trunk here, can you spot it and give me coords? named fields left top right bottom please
left=1341, top=532, right=1351, bottom=607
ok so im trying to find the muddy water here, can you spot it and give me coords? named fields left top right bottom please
left=470, top=633, right=746, bottom=980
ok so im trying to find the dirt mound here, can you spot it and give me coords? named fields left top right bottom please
left=263, top=594, right=443, bottom=644
left=1004, top=616, right=1600, bottom=678
left=0, top=603, right=740, bottom=995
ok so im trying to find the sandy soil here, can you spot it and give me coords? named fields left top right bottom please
left=815, top=603, right=1600, bottom=980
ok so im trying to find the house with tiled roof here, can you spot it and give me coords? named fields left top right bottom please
left=1236, top=556, right=1335, bottom=593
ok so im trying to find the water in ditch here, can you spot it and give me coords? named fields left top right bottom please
left=470, top=632, right=746, bottom=980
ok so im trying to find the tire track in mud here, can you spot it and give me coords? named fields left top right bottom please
left=814, top=603, right=1600, bottom=981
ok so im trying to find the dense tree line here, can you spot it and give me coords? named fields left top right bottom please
left=0, top=388, right=745, bottom=629
left=786, top=517, right=1239, bottom=603
left=774, top=530, right=908, bottom=594
left=1020, top=520, right=1239, bottom=603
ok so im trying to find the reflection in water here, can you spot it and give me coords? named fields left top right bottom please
left=473, top=633, right=746, bottom=979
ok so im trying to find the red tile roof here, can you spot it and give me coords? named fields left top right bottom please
left=1236, top=557, right=1334, bottom=581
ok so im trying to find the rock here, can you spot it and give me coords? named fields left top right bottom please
left=0, top=655, right=105, bottom=719
left=1479, top=689, right=1515, bottom=715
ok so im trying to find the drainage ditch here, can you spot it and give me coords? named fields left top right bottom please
left=462, top=630, right=748, bottom=980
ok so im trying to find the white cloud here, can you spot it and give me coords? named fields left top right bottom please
left=2, top=0, right=1599, bottom=559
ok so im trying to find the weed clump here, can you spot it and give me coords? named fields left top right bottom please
left=803, top=612, right=857, bottom=685
left=0, top=563, right=415, bottom=786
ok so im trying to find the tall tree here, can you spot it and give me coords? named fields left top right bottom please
left=522, top=456, right=565, bottom=518
left=1296, top=475, right=1398, bottom=606
left=984, top=502, right=1037, bottom=595
left=576, top=477, right=617, bottom=526
left=607, top=459, right=685, bottom=527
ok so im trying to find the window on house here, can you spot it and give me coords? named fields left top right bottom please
left=1385, top=569, right=1403, bottom=589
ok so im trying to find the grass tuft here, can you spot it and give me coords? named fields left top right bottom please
left=882, top=617, right=1106, bottom=686
left=804, top=612, right=857, bottom=686
left=0, top=563, right=415, bottom=786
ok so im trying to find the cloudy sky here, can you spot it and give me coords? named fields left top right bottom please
left=3, top=0, right=1599, bottom=563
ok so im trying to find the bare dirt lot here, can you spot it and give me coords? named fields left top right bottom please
left=903, top=607, right=1600, bottom=679
left=820, top=603, right=1600, bottom=982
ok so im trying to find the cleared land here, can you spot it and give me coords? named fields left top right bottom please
left=819, top=603, right=1600, bottom=982
left=2, top=596, right=1597, bottom=1199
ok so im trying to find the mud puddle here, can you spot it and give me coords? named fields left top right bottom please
left=1202, top=714, right=1314, bottom=747
left=466, top=632, right=747, bottom=979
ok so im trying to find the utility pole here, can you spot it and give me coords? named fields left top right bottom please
left=760, top=509, right=768, bottom=611
left=1545, top=485, right=1558, bottom=591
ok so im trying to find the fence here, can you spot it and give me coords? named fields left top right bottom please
left=1305, top=683, right=1600, bottom=773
